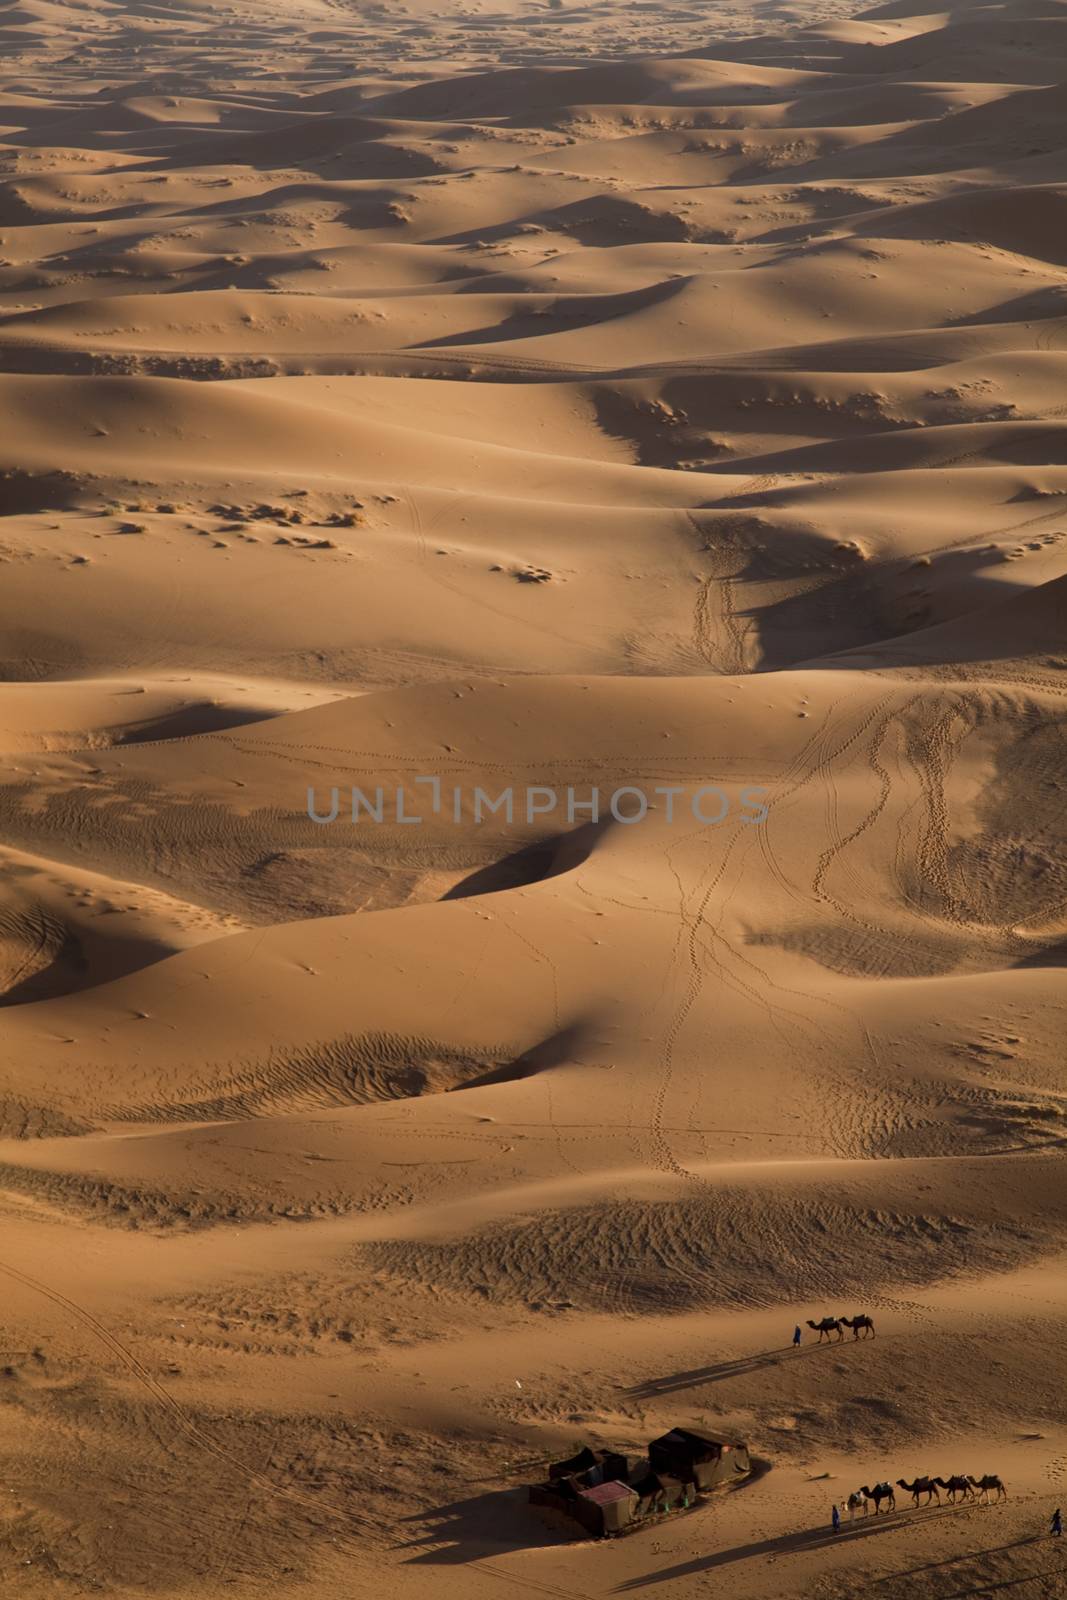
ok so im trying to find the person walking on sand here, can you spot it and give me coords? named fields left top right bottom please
left=1052, top=1507, right=1062, bottom=1537
left=832, top=1503, right=841, bottom=1535
left=793, top=1325, right=802, bottom=1349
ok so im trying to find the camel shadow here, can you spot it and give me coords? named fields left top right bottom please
left=624, top=1342, right=830, bottom=1398
left=612, top=1511, right=912, bottom=1589
left=614, top=1503, right=976, bottom=1589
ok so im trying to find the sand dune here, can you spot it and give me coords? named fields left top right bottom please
left=1, top=0, right=1066, bottom=1595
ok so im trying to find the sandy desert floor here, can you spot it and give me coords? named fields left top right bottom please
left=1, top=0, right=1066, bottom=1593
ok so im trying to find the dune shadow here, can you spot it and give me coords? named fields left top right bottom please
left=441, top=819, right=601, bottom=901
left=116, top=704, right=278, bottom=742
left=0, top=469, right=84, bottom=516
left=414, top=279, right=685, bottom=350
left=1014, top=939, right=1067, bottom=969
left=947, top=284, right=1067, bottom=327
left=440, top=838, right=568, bottom=900
left=457, top=1021, right=594, bottom=1090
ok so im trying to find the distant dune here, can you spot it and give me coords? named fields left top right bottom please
left=0, top=0, right=1065, bottom=1596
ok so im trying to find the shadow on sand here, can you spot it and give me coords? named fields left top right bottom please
left=936, top=1565, right=1066, bottom=1598
left=873, top=1535, right=1067, bottom=1598
left=612, top=1503, right=976, bottom=1589
left=394, top=1486, right=572, bottom=1566
left=624, top=1341, right=832, bottom=1399
left=396, top=1459, right=771, bottom=1566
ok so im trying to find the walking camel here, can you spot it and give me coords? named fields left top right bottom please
left=859, top=1483, right=895, bottom=1513
left=807, top=1317, right=846, bottom=1343
left=840, top=1314, right=876, bottom=1339
left=968, top=1475, right=1007, bottom=1502
left=935, top=1476, right=974, bottom=1503
left=898, top=1476, right=941, bottom=1507
left=845, top=1491, right=867, bottom=1520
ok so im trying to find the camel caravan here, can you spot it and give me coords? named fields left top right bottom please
left=843, top=1474, right=1007, bottom=1517
left=807, top=1314, right=875, bottom=1341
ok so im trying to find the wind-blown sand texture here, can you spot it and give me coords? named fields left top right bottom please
left=1, top=0, right=1066, bottom=1593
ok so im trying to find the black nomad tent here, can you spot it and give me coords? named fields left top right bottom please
left=647, top=1429, right=751, bottom=1491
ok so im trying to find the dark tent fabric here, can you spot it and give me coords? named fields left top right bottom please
left=629, top=1471, right=690, bottom=1515
left=530, top=1426, right=750, bottom=1538
left=648, top=1429, right=750, bottom=1490
left=548, top=1447, right=598, bottom=1480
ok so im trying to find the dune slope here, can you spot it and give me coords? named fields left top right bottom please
left=1, top=0, right=1066, bottom=1596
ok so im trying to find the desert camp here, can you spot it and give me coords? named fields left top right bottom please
left=530, top=1430, right=753, bottom=1537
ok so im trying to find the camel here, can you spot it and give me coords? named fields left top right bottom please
left=897, top=1476, right=941, bottom=1507
left=859, top=1483, right=895, bottom=1514
left=806, top=1317, right=845, bottom=1343
left=935, top=1476, right=974, bottom=1503
left=841, top=1314, right=875, bottom=1339
left=845, top=1490, right=867, bottom=1520
left=967, top=1475, right=1007, bottom=1502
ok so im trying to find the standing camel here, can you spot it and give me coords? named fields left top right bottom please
left=968, top=1475, right=1007, bottom=1502
left=845, top=1490, right=867, bottom=1520
left=935, top=1476, right=974, bottom=1503
left=859, top=1483, right=896, bottom=1514
left=897, top=1476, right=941, bottom=1507
left=841, top=1314, right=876, bottom=1339
left=807, top=1317, right=845, bottom=1343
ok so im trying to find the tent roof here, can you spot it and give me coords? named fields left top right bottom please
left=578, top=1481, right=637, bottom=1506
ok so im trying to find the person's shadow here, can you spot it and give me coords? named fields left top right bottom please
left=624, top=1342, right=826, bottom=1399
left=874, top=1535, right=1064, bottom=1598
